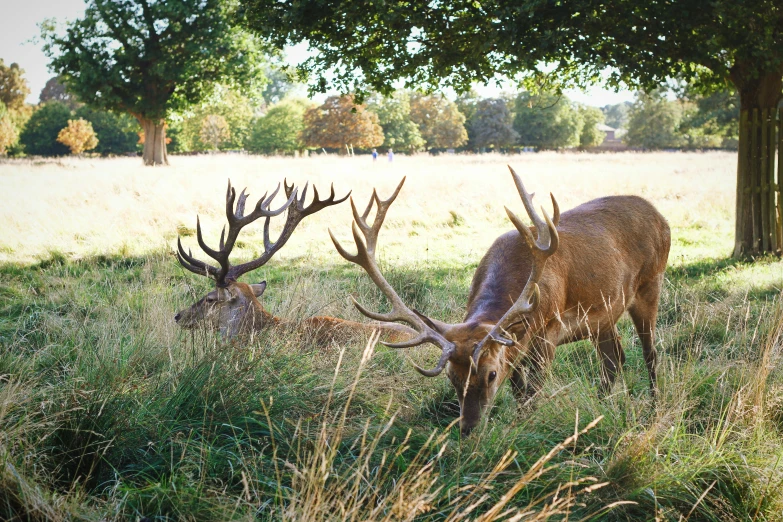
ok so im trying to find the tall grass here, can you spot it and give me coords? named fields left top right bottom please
left=1, top=153, right=782, bottom=520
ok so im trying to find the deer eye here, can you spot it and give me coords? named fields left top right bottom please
left=488, top=371, right=497, bottom=382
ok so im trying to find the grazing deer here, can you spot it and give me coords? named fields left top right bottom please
left=331, top=167, right=670, bottom=436
left=174, top=180, right=412, bottom=344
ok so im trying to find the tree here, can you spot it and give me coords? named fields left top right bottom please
left=301, top=95, right=384, bottom=152
left=409, top=94, right=468, bottom=150
left=177, top=86, right=258, bottom=152
left=261, top=67, right=297, bottom=105
left=240, top=0, right=783, bottom=257
left=578, top=105, right=606, bottom=149
left=469, top=98, right=518, bottom=150
left=74, top=106, right=139, bottom=156
left=0, top=60, right=30, bottom=113
left=0, top=60, right=33, bottom=153
left=199, top=115, right=231, bottom=150
left=43, top=0, right=266, bottom=165
left=602, top=102, right=632, bottom=130
left=678, top=89, right=740, bottom=149
left=513, top=92, right=582, bottom=150
left=367, top=92, right=425, bottom=153
left=625, top=91, right=685, bottom=150
left=57, top=118, right=99, bottom=155
left=39, top=76, right=81, bottom=110
left=19, top=102, right=72, bottom=156
left=247, top=97, right=311, bottom=154
left=0, top=104, right=18, bottom=155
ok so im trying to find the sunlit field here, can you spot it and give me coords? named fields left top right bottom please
left=1, top=152, right=783, bottom=520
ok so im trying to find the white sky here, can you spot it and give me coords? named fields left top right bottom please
left=1, top=0, right=634, bottom=107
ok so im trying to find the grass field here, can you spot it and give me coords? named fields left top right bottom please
left=1, top=152, right=782, bottom=520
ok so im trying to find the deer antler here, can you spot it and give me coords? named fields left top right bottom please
left=329, top=178, right=456, bottom=377
left=177, top=179, right=349, bottom=286
left=472, top=166, right=560, bottom=365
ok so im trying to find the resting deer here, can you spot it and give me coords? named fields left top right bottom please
left=174, top=180, right=411, bottom=344
left=331, top=167, right=670, bottom=436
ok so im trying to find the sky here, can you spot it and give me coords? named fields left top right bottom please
left=1, top=0, right=635, bottom=107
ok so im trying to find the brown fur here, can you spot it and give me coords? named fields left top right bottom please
left=174, top=280, right=411, bottom=345
left=425, top=195, right=670, bottom=435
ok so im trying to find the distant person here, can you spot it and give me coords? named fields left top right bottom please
left=372, top=148, right=378, bottom=161
left=387, top=148, right=394, bottom=162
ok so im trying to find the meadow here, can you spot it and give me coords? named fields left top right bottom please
left=1, top=151, right=782, bottom=521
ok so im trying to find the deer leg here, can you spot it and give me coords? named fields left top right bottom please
left=628, top=275, right=663, bottom=397
left=511, top=339, right=555, bottom=403
left=595, top=325, right=625, bottom=397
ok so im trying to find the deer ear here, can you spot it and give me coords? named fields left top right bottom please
left=412, top=308, right=450, bottom=334
left=250, top=281, right=267, bottom=297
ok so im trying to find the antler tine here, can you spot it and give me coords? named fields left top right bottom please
left=227, top=180, right=348, bottom=280
left=330, top=178, right=456, bottom=377
left=507, top=165, right=559, bottom=251
left=176, top=237, right=219, bottom=277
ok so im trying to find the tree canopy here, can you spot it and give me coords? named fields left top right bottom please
left=368, top=92, right=425, bottom=152
left=248, top=98, right=312, bottom=154
left=43, top=0, right=268, bottom=165
left=409, top=94, right=468, bottom=150
left=301, top=95, right=383, bottom=151
left=239, top=0, right=782, bottom=256
left=469, top=98, right=518, bottom=150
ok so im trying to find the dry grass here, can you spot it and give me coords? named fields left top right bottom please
left=0, top=151, right=735, bottom=264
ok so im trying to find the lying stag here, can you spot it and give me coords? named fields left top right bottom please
left=175, top=180, right=409, bottom=343
left=331, top=168, right=670, bottom=436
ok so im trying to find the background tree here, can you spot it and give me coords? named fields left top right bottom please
left=368, top=92, right=425, bottom=153
left=43, top=0, right=267, bottom=166
left=240, top=0, right=782, bottom=257
left=301, top=95, right=383, bottom=152
left=0, top=60, right=33, bottom=153
left=199, top=115, right=231, bottom=151
left=0, top=103, right=18, bottom=155
left=247, top=97, right=311, bottom=154
left=469, top=98, right=518, bottom=150
left=261, top=67, right=298, bottom=106
left=0, top=60, right=30, bottom=113
left=19, top=102, right=71, bottom=156
left=57, top=118, right=99, bottom=155
left=578, top=105, right=606, bottom=149
left=39, top=76, right=81, bottom=110
left=677, top=89, right=740, bottom=150
left=625, top=91, right=685, bottom=150
left=74, top=106, right=139, bottom=156
left=409, top=94, right=468, bottom=150
left=513, top=93, right=582, bottom=150
left=602, top=102, right=631, bottom=130
left=177, top=86, right=258, bottom=152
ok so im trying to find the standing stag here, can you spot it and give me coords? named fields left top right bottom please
left=331, top=167, right=670, bottom=436
left=174, top=179, right=411, bottom=343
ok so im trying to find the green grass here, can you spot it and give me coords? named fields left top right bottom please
left=2, top=240, right=782, bottom=521
left=1, top=154, right=782, bottom=520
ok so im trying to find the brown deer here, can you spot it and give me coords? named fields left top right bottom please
left=174, top=179, right=412, bottom=344
left=331, top=167, right=670, bottom=436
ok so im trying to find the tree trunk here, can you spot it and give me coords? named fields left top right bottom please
left=730, top=66, right=783, bottom=258
left=137, top=116, right=169, bottom=166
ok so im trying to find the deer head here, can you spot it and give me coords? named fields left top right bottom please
left=330, top=169, right=559, bottom=436
left=175, top=179, right=349, bottom=337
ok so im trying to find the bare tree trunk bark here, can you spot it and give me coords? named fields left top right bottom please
left=137, top=116, right=169, bottom=166
left=731, top=66, right=782, bottom=258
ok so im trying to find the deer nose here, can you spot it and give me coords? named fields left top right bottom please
left=460, top=423, right=475, bottom=438
left=174, top=313, right=181, bottom=322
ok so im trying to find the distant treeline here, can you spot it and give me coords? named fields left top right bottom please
left=1, top=67, right=739, bottom=158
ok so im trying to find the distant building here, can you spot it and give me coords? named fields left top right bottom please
left=596, top=123, right=628, bottom=150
